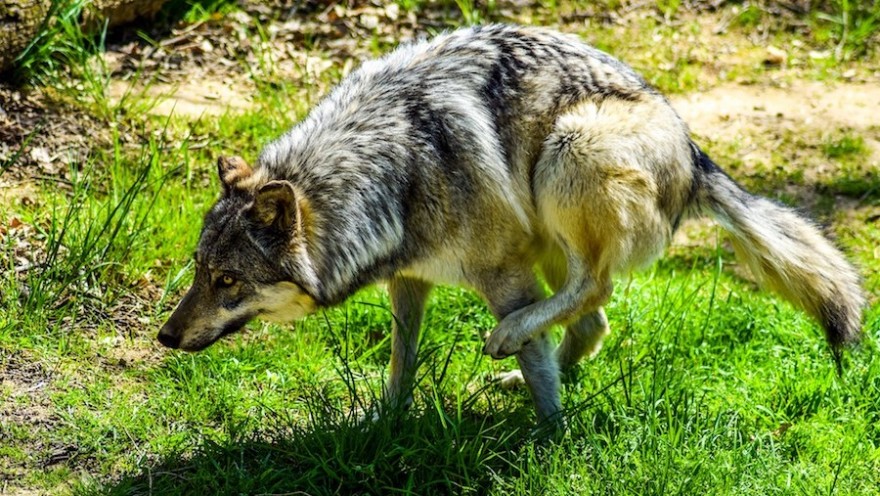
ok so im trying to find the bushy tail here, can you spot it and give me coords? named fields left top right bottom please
left=694, top=148, right=864, bottom=367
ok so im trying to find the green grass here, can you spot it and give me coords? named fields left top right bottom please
left=823, top=132, right=868, bottom=159
left=814, top=0, right=880, bottom=59
left=2, top=1, right=880, bottom=495
left=13, top=0, right=110, bottom=97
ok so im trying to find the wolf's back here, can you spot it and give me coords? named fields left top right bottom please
left=693, top=149, right=864, bottom=365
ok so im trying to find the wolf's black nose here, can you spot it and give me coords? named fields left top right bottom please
left=157, top=329, right=181, bottom=349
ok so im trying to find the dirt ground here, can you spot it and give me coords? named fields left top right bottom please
left=2, top=1, right=878, bottom=175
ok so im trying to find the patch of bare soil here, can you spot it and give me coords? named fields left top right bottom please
left=672, top=81, right=880, bottom=138
left=0, top=351, right=60, bottom=488
left=1, top=1, right=439, bottom=167
left=670, top=82, right=879, bottom=242
left=0, top=85, right=109, bottom=177
left=107, top=77, right=254, bottom=118
left=672, top=81, right=880, bottom=201
left=0, top=352, right=55, bottom=426
left=101, top=1, right=432, bottom=118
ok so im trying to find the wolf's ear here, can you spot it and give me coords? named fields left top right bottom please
left=252, top=180, right=300, bottom=232
left=218, top=156, right=253, bottom=195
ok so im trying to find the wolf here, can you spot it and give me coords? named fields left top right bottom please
left=157, top=24, right=864, bottom=426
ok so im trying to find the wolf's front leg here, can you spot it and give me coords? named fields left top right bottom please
left=385, top=276, right=433, bottom=410
left=476, top=269, right=563, bottom=425
left=515, top=332, right=563, bottom=427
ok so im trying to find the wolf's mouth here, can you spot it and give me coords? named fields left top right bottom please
left=218, top=314, right=255, bottom=338
left=179, top=314, right=256, bottom=352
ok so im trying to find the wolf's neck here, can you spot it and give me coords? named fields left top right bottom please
left=301, top=187, right=408, bottom=305
left=261, top=152, right=410, bottom=306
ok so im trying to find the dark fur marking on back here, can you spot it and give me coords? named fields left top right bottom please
left=481, top=49, right=527, bottom=169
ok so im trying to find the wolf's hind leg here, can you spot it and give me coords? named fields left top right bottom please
left=485, top=97, right=678, bottom=359
left=493, top=312, right=608, bottom=385
left=557, top=310, right=609, bottom=368
left=541, top=256, right=610, bottom=369
left=483, top=254, right=612, bottom=360
left=385, top=276, right=433, bottom=410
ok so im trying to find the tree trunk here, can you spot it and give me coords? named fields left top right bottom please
left=0, top=0, right=50, bottom=73
left=0, top=0, right=168, bottom=73
left=88, top=0, right=168, bottom=28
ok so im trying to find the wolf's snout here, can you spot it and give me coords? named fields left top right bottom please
left=157, top=327, right=181, bottom=349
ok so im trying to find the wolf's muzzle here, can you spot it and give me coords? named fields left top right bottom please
left=157, top=326, right=181, bottom=349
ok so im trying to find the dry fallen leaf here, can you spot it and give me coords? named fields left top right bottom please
left=29, top=147, right=51, bottom=165
left=772, top=422, right=792, bottom=437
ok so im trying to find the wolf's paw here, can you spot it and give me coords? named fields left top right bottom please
left=532, top=415, right=570, bottom=441
left=352, top=404, right=381, bottom=424
left=352, top=395, right=412, bottom=426
left=493, top=369, right=525, bottom=389
left=482, top=322, right=530, bottom=359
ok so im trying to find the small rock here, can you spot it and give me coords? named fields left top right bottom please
left=99, top=335, right=124, bottom=346
left=809, top=50, right=831, bottom=60
left=360, top=14, right=379, bottom=29
left=227, top=10, right=252, bottom=25
left=385, top=3, right=400, bottom=21
left=102, top=51, right=125, bottom=73
left=279, top=19, right=302, bottom=33
left=764, top=46, right=787, bottom=66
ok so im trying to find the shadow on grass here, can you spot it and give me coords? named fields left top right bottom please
left=821, top=172, right=880, bottom=205
left=79, top=404, right=529, bottom=496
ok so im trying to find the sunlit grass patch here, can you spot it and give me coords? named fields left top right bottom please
left=2, top=0, right=879, bottom=494
left=823, top=132, right=868, bottom=159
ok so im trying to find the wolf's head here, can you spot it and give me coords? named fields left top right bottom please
left=157, top=156, right=319, bottom=351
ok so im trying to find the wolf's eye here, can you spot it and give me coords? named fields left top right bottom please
left=217, top=275, right=236, bottom=288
